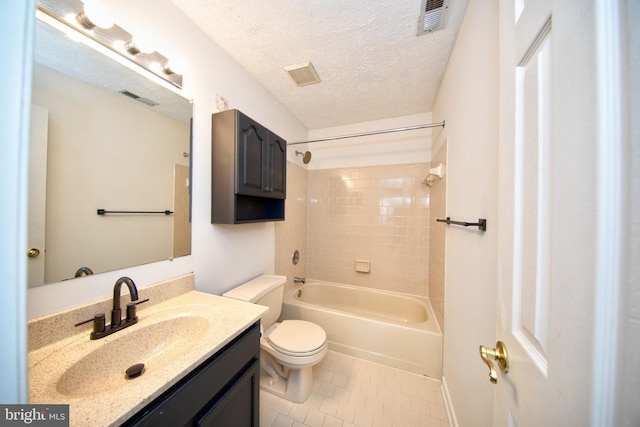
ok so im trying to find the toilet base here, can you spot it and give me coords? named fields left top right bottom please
left=260, top=365, right=314, bottom=403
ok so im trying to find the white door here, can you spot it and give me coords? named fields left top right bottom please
left=493, top=0, right=622, bottom=425
left=27, top=105, right=48, bottom=288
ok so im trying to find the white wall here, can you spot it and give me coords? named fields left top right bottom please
left=431, top=0, right=499, bottom=426
left=306, top=113, right=433, bottom=170
left=27, top=0, right=308, bottom=318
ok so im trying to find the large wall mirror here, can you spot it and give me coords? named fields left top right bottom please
left=29, top=10, right=193, bottom=288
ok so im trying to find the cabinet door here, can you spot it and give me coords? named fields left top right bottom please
left=266, top=131, right=286, bottom=199
left=123, top=323, right=260, bottom=426
left=196, top=360, right=260, bottom=427
left=237, top=113, right=267, bottom=197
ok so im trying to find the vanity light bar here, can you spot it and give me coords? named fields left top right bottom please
left=36, top=0, right=183, bottom=89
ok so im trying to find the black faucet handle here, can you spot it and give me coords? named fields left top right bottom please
left=125, top=298, right=150, bottom=322
left=74, top=313, right=106, bottom=335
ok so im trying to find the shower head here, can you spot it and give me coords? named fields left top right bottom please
left=295, top=150, right=312, bottom=164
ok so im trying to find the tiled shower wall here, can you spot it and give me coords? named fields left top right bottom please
left=428, top=142, right=447, bottom=330
left=275, top=162, right=308, bottom=295
left=276, top=160, right=446, bottom=326
left=306, top=163, right=431, bottom=297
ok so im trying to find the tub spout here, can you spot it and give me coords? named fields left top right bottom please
left=293, top=277, right=306, bottom=284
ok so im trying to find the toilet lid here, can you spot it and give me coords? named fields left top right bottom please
left=267, top=320, right=326, bottom=355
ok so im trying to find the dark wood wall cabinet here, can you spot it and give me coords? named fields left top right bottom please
left=124, top=322, right=261, bottom=427
left=211, top=109, right=286, bottom=224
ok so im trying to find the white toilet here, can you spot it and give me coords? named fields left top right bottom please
left=223, top=275, right=327, bottom=403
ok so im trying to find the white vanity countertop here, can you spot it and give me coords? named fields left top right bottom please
left=27, top=274, right=267, bottom=427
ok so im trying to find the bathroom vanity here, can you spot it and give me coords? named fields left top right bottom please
left=27, top=274, right=267, bottom=427
left=124, top=322, right=260, bottom=426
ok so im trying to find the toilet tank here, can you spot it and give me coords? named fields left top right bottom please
left=222, top=275, right=286, bottom=328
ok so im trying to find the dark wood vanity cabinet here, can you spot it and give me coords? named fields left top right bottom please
left=124, top=322, right=260, bottom=427
left=211, top=109, right=286, bottom=224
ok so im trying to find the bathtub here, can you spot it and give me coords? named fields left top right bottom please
left=281, top=280, right=442, bottom=378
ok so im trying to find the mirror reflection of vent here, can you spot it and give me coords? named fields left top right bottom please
left=417, top=0, right=449, bottom=35
left=118, top=89, right=159, bottom=107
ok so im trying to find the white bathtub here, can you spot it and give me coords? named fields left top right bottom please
left=281, top=280, right=442, bottom=378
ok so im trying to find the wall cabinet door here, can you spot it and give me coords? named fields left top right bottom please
left=237, top=113, right=267, bottom=197
left=236, top=113, right=286, bottom=199
left=266, top=131, right=286, bottom=198
left=212, top=109, right=286, bottom=223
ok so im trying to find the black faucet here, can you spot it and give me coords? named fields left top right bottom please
left=74, top=266, right=94, bottom=277
left=75, top=276, right=148, bottom=340
left=111, top=276, right=139, bottom=327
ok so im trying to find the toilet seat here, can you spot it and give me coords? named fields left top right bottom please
left=267, top=320, right=326, bottom=357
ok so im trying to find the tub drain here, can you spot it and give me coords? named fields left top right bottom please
left=125, top=363, right=145, bottom=379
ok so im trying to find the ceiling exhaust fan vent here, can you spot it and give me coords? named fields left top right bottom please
left=417, top=0, right=450, bottom=35
left=284, top=62, right=321, bottom=86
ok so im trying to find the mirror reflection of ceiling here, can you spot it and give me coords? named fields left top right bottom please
left=169, top=0, right=469, bottom=129
left=34, top=16, right=191, bottom=124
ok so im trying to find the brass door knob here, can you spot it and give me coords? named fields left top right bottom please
left=479, top=341, right=509, bottom=384
left=27, top=248, right=41, bottom=258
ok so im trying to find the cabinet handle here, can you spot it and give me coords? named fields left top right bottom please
left=264, top=186, right=272, bottom=192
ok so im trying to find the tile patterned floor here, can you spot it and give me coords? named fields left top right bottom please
left=260, top=351, right=450, bottom=427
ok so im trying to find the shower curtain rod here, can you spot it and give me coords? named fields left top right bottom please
left=288, top=120, right=445, bottom=146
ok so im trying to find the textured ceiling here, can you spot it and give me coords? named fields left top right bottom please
left=170, top=0, right=469, bottom=130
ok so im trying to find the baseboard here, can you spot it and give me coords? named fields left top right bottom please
left=441, top=375, right=459, bottom=427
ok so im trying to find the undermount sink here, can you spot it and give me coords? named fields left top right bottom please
left=55, top=315, right=209, bottom=397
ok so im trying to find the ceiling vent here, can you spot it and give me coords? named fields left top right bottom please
left=284, top=62, right=321, bottom=86
left=118, top=89, right=158, bottom=107
left=417, top=0, right=450, bottom=35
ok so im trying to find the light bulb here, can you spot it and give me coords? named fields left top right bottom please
left=82, top=0, right=114, bottom=29
left=149, top=62, right=163, bottom=74
left=164, top=58, right=186, bottom=75
left=112, top=40, right=125, bottom=51
left=132, top=32, right=155, bottom=54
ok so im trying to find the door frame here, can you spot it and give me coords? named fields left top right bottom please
left=591, top=0, right=636, bottom=424
left=0, top=0, right=35, bottom=403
